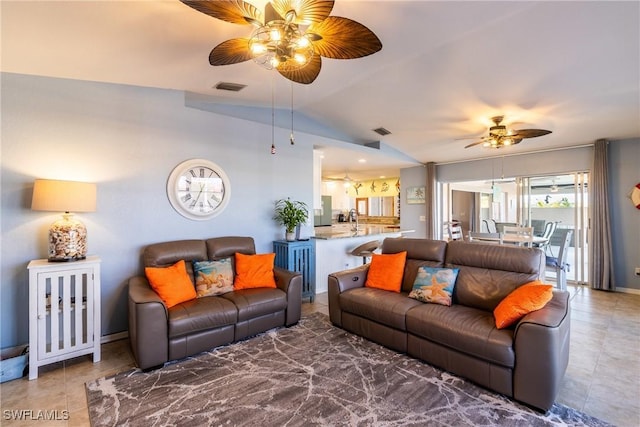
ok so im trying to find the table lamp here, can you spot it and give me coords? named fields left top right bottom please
left=31, top=179, right=97, bottom=262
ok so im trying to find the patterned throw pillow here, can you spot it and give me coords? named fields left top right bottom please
left=408, top=266, right=459, bottom=306
left=193, top=258, right=234, bottom=297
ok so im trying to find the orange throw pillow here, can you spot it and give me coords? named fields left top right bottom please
left=233, top=252, right=277, bottom=290
left=365, top=251, right=407, bottom=293
left=145, top=260, right=196, bottom=308
left=493, top=281, right=553, bottom=329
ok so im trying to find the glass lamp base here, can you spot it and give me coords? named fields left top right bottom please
left=48, top=213, right=88, bottom=262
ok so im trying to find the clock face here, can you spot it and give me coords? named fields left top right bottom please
left=167, top=159, right=231, bottom=220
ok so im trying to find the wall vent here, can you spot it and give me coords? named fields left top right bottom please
left=214, top=82, right=247, bottom=92
left=373, top=127, right=391, bottom=136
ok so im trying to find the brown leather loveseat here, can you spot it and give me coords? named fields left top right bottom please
left=328, top=238, right=570, bottom=412
left=128, top=236, right=302, bottom=370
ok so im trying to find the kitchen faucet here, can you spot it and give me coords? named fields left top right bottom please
left=348, top=209, right=358, bottom=231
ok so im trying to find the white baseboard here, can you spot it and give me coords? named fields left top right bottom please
left=100, top=331, right=128, bottom=344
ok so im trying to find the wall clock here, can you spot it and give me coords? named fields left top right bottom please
left=167, top=159, right=231, bottom=220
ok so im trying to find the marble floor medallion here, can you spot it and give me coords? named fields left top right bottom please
left=86, top=313, right=611, bottom=426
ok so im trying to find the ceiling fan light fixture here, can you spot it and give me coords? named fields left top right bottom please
left=249, top=21, right=313, bottom=71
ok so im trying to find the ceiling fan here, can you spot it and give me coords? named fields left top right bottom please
left=464, top=116, right=552, bottom=149
left=180, top=0, right=382, bottom=84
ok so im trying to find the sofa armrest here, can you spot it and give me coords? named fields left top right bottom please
left=274, top=267, right=302, bottom=326
left=513, top=290, right=571, bottom=411
left=327, top=265, right=370, bottom=327
left=128, top=276, right=169, bottom=370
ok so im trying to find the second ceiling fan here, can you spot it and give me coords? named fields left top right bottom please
left=464, top=116, right=552, bottom=149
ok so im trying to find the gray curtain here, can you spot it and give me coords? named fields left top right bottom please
left=590, top=139, right=615, bottom=290
left=425, top=162, right=436, bottom=239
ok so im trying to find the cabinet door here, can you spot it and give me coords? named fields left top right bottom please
left=37, top=268, right=94, bottom=359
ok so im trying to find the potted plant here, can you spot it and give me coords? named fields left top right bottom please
left=273, top=198, right=309, bottom=241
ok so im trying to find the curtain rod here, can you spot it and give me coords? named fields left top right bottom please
left=433, top=143, right=594, bottom=166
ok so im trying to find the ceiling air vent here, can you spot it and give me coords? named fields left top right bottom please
left=214, top=82, right=247, bottom=92
left=373, top=127, right=391, bottom=136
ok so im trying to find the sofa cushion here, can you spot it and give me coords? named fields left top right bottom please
left=382, top=237, right=447, bottom=264
left=145, top=260, right=197, bottom=308
left=193, top=258, right=234, bottom=297
left=340, top=287, right=422, bottom=331
left=221, top=288, right=287, bottom=322
left=233, top=253, right=277, bottom=290
left=206, top=236, right=256, bottom=259
left=168, top=296, right=238, bottom=338
left=445, top=241, right=544, bottom=311
left=365, top=251, right=407, bottom=292
left=143, top=240, right=208, bottom=283
left=406, top=303, right=515, bottom=368
left=494, top=282, right=553, bottom=329
left=408, top=267, right=459, bottom=306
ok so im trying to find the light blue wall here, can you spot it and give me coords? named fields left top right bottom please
left=0, top=73, right=331, bottom=348
left=400, top=165, right=427, bottom=238
left=608, top=139, right=640, bottom=290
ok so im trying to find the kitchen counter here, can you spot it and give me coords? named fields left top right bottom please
left=313, top=224, right=413, bottom=240
left=312, top=225, right=415, bottom=293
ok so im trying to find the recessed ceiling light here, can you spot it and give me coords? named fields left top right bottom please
left=358, top=159, right=366, bottom=163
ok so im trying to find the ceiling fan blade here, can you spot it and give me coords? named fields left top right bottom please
left=278, top=54, right=322, bottom=84
left=464, top=141, right=486, bottom=149
left=308, top=16, right=382, bottom=59
left=180, top=0, right=263, bottom=26
left=511, top=138, right=524, bottom=145
left=513, top=129, right=552, bottom=138
left=271, top=0, right=334, bottom=25
left=209, top=38, right=253, bottom=65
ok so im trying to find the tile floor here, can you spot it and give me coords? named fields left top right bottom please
left=1, top=286, right=638, bottom=426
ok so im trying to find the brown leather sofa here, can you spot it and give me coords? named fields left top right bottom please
left=328, top=238, right=570, bottom=412
left=128, top=236, right=302, bottom=370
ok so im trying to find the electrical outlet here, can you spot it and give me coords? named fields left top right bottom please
left=635, top=267, right=640, bottom=276
left=419, top=215, right=426, bottom=222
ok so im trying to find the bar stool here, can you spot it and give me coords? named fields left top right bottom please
left=349, top=240, right=380, bottom=265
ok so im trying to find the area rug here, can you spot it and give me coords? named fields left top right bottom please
left=86, top=313, right=610, bottom=427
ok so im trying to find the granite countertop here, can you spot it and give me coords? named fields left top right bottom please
left=313, top=225, right=414, bottom=240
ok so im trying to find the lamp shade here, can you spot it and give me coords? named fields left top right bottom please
left=31, top=179, right=96, bottom=262
left=31, top=179, right=97, bottom=213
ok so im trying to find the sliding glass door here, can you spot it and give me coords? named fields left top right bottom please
left=517, top=173, right=590, bottom=285
left=443, top=172, right=590, bottom=285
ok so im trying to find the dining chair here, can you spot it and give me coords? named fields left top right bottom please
left=483, top=219, right=498, bottom=233
left=546, top=228, right=573, bottom=290
left=534, top=221, right=558, bottom=254
left=445, top=222, right=463, bottom=241
left=502, top=226, right=534, bottom=245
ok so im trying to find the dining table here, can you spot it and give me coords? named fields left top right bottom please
left=471, top=233, right=549, bottom=247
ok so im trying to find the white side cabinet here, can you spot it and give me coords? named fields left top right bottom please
left=27, top=256, right=101, bottom=380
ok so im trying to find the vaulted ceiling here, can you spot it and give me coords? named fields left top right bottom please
left=2, top=1, right=638, bottom=181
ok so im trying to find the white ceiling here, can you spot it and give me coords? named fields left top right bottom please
left=2, top=1, right=639, bottom=181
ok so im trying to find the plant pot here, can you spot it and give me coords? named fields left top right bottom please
left=285, top=232, right=296, bottom=242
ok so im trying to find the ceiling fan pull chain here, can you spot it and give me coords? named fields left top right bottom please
left=290, top=81, right=295, bottom=145
left=271, top=73, right=276, bottom=154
